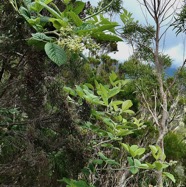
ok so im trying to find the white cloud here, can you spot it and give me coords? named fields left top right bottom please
left=164, top=43, right=186, bottom=67
left=108, top=42, right=133, bottom=62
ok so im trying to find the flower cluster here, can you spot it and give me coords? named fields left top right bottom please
left=58, top=26, right=100, bottom=53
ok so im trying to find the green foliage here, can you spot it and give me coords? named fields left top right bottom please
left=3, top=1, right=184, bottom=186
left=172, top=5, right=186, bottom=35
left=64, top=72, right=175, bottom=184
left=10, top=0, right=122, bottom=66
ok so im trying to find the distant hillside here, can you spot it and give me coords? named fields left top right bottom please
left=165, top=67, right=177, bottom=76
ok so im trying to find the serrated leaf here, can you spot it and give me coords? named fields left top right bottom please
left=163, top=172, right=176, bottom=183
left=45, top=43, right=66, bottom=66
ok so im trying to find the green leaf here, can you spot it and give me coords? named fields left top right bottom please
left=99, top=85, right=108, bottom=105
left=111, top=100, right=123, bottom=107
left=122, top=100, right=133, bottom=111
left=106, top=159, right=120, bottom=166
left=153, top=161, right=168, bottom=171
left=92, top=159, right=103, bottom=165
left=134, top=159, right=141, bottom=167
left=84, top=83, right=94, bottom=90
left=139, top=163, right=149, bottom=169
left=19, top=6, right=30, bottom=20
left=93, top=23, right=118, bottom=33
left=29, top=0, right=53, bottom=13
left=88, top=163, right=95, bottom=173
left=75, top=85, right=84, bottom=97
left=121, top=143, right=129, bottom=152
left=149, top=145, right=158, bottom=154
left=153, top=161, right=164, bottom=171
left=63, top=86, right=76, bottom=96
left=135, top=148, right=146, bottom=156
left=67, top=11, right=83, bottom=26
left=109, top=71, right=118, bottom=83
left=81, top=168, right=90, bottom=176
left=38, top=1, right=62, bottom=19
left=91, top=32, right=122, bottom=42
left=44, top=43, right=67, bottom=66
left=61, top=178, right=90, bottom=187
left=146, top=163, right=155, bottom=169
left=108, top=87, right=120, bottom=99
left=127, top=157, right=139, bottom=174
left=31, top=33, right=53, bottom=42
left=123, top=110, right=135, bottom=115
left=98, top=152, right=108, bottom=160
left=50, top=18, right=68, bottom=29
left=73, top=1, right=85, bottom=14
left=75, top=23, right=96, bottom=35
left=163, top=172, right=176, bottom=183
left=116, top=129, right=133, bottom=137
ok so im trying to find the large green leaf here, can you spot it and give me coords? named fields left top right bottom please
left=44, top=43, right=67, bottom=66
left=73, top=1, right=85, bottom=14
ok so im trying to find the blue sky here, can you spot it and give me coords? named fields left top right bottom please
left=83, top=0, right=186, bottom=67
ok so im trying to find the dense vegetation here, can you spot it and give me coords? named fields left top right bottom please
left=0, top=0, right=186, bottom=187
